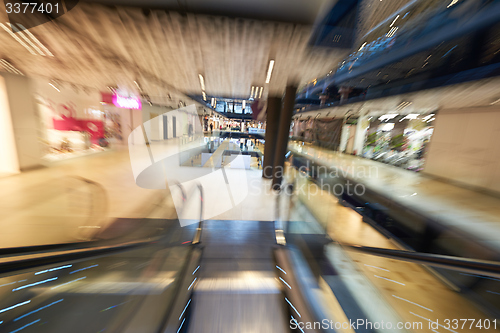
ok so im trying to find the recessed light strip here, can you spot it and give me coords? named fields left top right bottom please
left=49, top=82, right=60, bottom=92
left=0, top=59, right=24, bottom=75
left=8, top=23, right=45, bottom=55
left=198, top=74, right=205, bottom=91
left=0, top=23, right=37, bottom=55
left=390, top=15, right=400, bottom=27
left=16, top=23, right=54, bottom=56
left=265, top=60, right=275, bottom=84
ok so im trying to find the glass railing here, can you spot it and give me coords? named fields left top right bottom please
left=277, top=164, right=500, bottom=332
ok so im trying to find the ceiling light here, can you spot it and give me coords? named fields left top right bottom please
left=9, top=24, right=46, bottom=55
left=380, top=123, right=395, bottom=131
left=251, top=86, right=255, bottom=98
left=49, top=82, right=60, bottom=92
left=390, top=15, right=400, bottom=27
left=396, top=101, right=412, bottom=110
left=134, top=81, right=143, bottom=92
left=358, top=42, right=367, bottom=51
left=16, top=23, right=54, bottom=56
left=202, top=91, right=207, bottom=100
left=265, top=60, right=275, bottom=84
left=0, top=23, right=37, bottom=55
left=426, top=117, right=436, bottom=123
left=0, top=59, right=24, bottom=75
left=259, top=87, right=263, bottom=98
left=198, top=74, right=205, bottom=91
left=242, top=100, right=246, bottom=109
left=386, top=27, right=398, bottom=37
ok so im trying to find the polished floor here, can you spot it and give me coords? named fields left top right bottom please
left=0, top=139, right=276, bottom=248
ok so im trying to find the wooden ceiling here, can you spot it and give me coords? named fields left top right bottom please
left=0, top=1, right=357, bottom=105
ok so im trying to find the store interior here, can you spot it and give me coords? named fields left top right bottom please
left=360, top=111, right=436, bottom=171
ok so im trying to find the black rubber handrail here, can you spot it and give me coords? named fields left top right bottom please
left=343, top=244, right=500, bottom=279
left=192, top=183, right=204, bottom=245
left=0, top=237, right=157, bottom=276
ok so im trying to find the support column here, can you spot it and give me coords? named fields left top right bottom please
left=262, top=96, right=281, bottom=179
left=272, top=85, right=297, bottom=190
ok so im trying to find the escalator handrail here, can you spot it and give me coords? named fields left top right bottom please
left=287, top=166, right=500, bottom=279
left=0, top=181, right=187, bottom=259
left=191, top=183, right=204, bottom=244
left=0, top=237, right=158, bottom=276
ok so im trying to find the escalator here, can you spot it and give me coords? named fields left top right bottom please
left=3, top=171, right=499, bottom=333
left=0, top=178, right=329, bottom=333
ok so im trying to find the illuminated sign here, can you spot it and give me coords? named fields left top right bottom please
left=113, top=94, right=142, bottom=110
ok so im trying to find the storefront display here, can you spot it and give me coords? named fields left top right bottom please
left=35, top=81, right=122, bottom=161
left=361, top=113, right=435, bottom=171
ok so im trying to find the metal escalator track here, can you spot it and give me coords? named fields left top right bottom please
left=184, top=220, right=288, bottom=333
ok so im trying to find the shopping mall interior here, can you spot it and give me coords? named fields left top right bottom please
left=1, top=0, right=500, bottom=332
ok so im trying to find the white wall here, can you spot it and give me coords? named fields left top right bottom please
left=2, top=73, right=43, bottom=170
left=0, top=75, right=20, bottom=174
left=424, top=106, right=500, bottom=193
left=353, top=116, right=370, bottom=156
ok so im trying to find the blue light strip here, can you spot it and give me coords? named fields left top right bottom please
left=279, top=277, right=291, bottom=289
left=13, top=278, right=57, bottom=291
left=188, top=278, right=197, bottom=291
left=35, top=265, right=72, bottom=275
left=276, top=265, right=287, bottom=274
left=179, top=299, right=191, bottom=320
left=177, top=318, right=186, bottom=333
left=10, top=319, right=40, bottom=333
left=192, top=266, right=200, bottom=275
left=14, top=299, right=63, bottom=322
left=285, top=297, right=301, bottom=318
left=291, top=315, right=305, bottom=333
left=70, top=264, right=98, bottom=274
left=0, top=300, right=30, bottom=314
